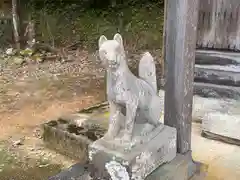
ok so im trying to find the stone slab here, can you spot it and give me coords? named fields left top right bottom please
left=202, top=112, right=240, bottom=145
left=89, top=125, right=177, bottom=180
left=193, top=82, right=240, bottom=99
left=194, top=65, right=240, bottom=87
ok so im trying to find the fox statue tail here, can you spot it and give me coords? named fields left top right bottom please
left=138, top=52, right=157, bottom=93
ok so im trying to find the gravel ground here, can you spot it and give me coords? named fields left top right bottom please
left=0, top=50, right=107, bottom=112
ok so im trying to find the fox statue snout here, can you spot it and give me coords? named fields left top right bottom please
left=98, top=34, right=125, bottom=70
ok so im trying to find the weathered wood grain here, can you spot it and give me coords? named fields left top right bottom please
left=164, top=0, right=199, bottom=154
left=197, top=0, right=240, bottom=51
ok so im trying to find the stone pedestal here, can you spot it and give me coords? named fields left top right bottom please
left=89, top=125, right=177, bottom=180
left=146, top=151, right=207, bottom=180
left=48, top=152, right=207, bottom=180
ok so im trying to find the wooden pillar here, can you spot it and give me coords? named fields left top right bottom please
left=161, top=0, right=167, bottom=80
left=164, top=0, right=199, bottom=154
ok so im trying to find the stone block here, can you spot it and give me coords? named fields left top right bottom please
left=42, top=117, right=106, bottom=161
left=89, top=125, right=177, bottom=180
left=202, top=112, right=240, bottom=145
left=193, top=82, right=240, bottom=99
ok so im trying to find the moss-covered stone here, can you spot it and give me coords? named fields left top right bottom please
left=42, top=105, right=108, bottom=161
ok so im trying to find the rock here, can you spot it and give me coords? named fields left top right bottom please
left=36, top=56, right=43, bottom=63
left=39, top=164, right=50, bottom=168
left=28, top=147, right=35, bottom=151
left=12, top=136, right=25, bottom=146
left=12, top=139, right=23, bottom=146
left=5, top=48, right=16, bottom=56
left=33, top=127, right=43, bottom=139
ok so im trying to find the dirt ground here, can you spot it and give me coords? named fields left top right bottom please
left=0, top=50, right=107, bottom=179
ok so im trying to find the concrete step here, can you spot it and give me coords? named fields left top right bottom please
left=193, top=82, right=240, bottom=100
left=195, top=50, right=240, bottom=65
left=194, top=65, right=240, bottom=87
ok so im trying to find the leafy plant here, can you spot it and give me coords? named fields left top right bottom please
left=19, top=0, right=164, bottom=51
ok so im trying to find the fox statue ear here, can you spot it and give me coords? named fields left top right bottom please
left=98, top=35, right=107, bottom=48
left=113, top=33, right=123, bottom=47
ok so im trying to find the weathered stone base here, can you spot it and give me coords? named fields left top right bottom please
left=146, top=151, right=207, bottom=180
left=89, top=125, right=177, bottom=180
left=48, top=152, right=207, bottom=180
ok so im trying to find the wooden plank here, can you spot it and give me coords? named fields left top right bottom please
left=197, top=0, right=240, bottom=51
left=164, top=0, right=199, bottom=154
left=197, top=0, right=213, bottom=48
left=202, top=131, right=240, bottom=146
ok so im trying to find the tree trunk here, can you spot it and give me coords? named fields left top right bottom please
left=24, top=16, right=36, bottom=48
left=12, top=0, right=20, bottom=50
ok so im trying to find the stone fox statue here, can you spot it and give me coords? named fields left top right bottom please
left=98, top=33, right=163, bottom=142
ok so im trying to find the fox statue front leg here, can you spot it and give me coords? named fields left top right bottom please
left=122, top=99, right=138, bottom=142
left=104, top=101, right=122, bottom=139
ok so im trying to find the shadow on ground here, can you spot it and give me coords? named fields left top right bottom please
left=0, top=146, right=62, bottom=180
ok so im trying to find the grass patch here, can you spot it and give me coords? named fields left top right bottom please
left=0, top=145, right=17, bottom=171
